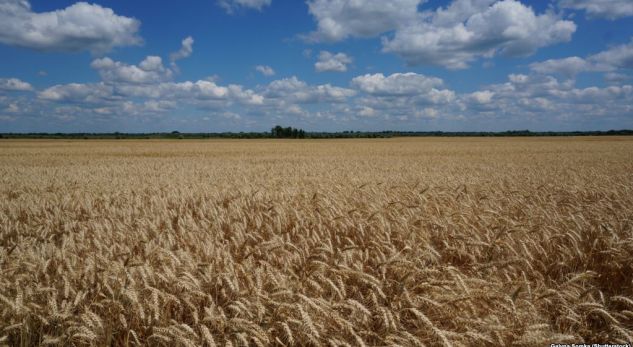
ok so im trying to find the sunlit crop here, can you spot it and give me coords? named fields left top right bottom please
left=1, top=137, right=632, bottom=346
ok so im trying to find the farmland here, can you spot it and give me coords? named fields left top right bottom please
left=1, top=137, right=632, bottom=346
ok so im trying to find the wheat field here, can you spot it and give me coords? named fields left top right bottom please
left=1, top=137, right=632, bottom=346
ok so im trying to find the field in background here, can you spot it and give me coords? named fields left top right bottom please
left=1, top=137, right=632, bottom=346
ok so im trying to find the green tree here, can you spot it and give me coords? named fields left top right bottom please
left=271, top=125, right=284, bottom=138
left=271, top=125, right=307, bottom=139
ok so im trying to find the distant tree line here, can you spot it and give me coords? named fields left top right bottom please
left=271, top=125, right=306, bottom=138
left=1, top=129, right=632, bottom=139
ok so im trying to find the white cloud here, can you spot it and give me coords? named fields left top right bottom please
left=559, top=0, right=633, bottom=20
left=305, top=0, right=423, bottom=41
left=38, top=83, right=115, bottom=103
left=469, top=90, right=495, bottom=103
left=264, top=77, right=307, bottom=95
left=6, top=103, right=19, bottom=113
left=20, top=20, right=633, bottom=131
left=351, top=72, right=444, bottom=96
left=0, top=78, right=33, bottom=91
left=218, top=0, right=272, bottom=14
left=0, top=0, right=141, bottom=53
left=468, top=73, right=633, bottom=119
left=383, top=0, right=576, bottom=69
left=358, top=106, right=377, bottom=117
left=169, top=36, right=194, bottom=63
left=258, top=77, right=356, bottom=122
left=431, top=0, right=495, bottom=26
left=264, top=76, right=356, bottom=104
left=143, top=100, right=177, bottom=112
left=304, top=0, right=576, bottom=69
left=564, top=85, right=633, bottom=103
left=604, top=72, right=630, bottom=83
left=35, top=41, right=268, bottom=109
left=283, top=104, right=306, bottom=117
left=227, top=84, right=265, bottom=105
left=255, top=65, right=275, bottom=76
left=415, top=107, right=439, bottom=119
left=315, top=51, right=353, bottom=72
left=118, top=80, right=264, bottom=105
left=343, top=69, right=632, bottom=126
left=349, top=72, right=455, bottom=122
left=529, top=56, right=594, bottom=77
left=508, top=73, right=529, bottom=84
left=91, top=56, right=173, bottom=84
left=39, top=79, right=265, bottom=109
left=26, top=68, right=633, bottom=129
left=591, top=39, right=633, bottom=70
left=529, top=38, right=633, bottom=76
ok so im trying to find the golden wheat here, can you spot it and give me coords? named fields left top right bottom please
left=0, top=137, right=632, bottom=346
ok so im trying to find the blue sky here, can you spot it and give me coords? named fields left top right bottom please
left=0, top=0, right=632, bottom=132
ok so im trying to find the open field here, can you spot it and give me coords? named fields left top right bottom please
left=1, top=137, right=632, bottom=346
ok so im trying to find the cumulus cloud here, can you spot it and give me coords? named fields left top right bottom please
left=91, top=56, right=173, bottom=84
left=604, top=72, right=630, bottom=83
left=415, top=107, right=440, bottom=119
left=142, top=100, right=177, bottom=113
left=349, top=72, right=455, bottom=123
left=357, top=106, right=377, bottom=117
left=255, top=65, right=275, bottom=76
left=0, top=78, right=33, bottom=91
left=263, top=76, right=356, bottom=104
left=6, top=103, right=19, bottom=113
left=35, top=40, right=267, bottom=116
left=564, top=85, right=633, bottom=103
left=26, top=68, right=633, bottom=129
left=123, top=81, right=264, bottom=105
left=351, top=72, right=444, bottom=96
left=383, top=0, right=576, bottom=69
left=218, top=0, right=272, bottom=14
left=169, top=36, right=194, bottom=63
left=469, top=90, right=495, bottom=104
left=41, top=70, right=267, bottom=106
left=529, top=56, right=594, bottom=77
left=591, top=39, right=633, bottom=70
left=529, top=38, right=633, bottom=76
left=260, top=78, right=354, bottom=121
left=21, top=21, right=633, bottom=131
left=343, top=68, right=632, bottom=127
left=304, top=0, right=575, bottom=69
left=39, top=83, right=116, bottom=103
left=468, top=73, right=633, bottom=120
left=315, top=51, right=353, bottom=72
left=0, top=0, right=141, bottom=53
left=305, top=0, right=423, bottom=41
left=559, top=0, right=633, bottom=20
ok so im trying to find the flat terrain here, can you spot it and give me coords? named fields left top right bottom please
left=1, top=137, right=632, bottom=346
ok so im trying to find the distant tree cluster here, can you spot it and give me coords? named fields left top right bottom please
left=271, top=125, right=306, bottom=139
